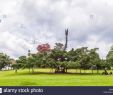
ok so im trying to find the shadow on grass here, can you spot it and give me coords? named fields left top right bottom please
left=7, top=71, right=103, bottom=76
left=19, top=81, right=37, bottom=86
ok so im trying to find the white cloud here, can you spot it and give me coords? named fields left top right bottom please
left=0, top=0, right=113, bottom=59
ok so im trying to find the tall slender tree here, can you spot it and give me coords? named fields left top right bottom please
left=64, top=29, right=68, bottom=51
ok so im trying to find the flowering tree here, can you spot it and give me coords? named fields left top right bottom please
left=37, top=43, right=51, bottom=53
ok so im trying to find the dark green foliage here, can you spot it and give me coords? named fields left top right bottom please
left=106, top=45, right=113, bottom=69
left=0, top=53, right=11, bottom=70
left=3, top=44, right=113, bottom=74
left=14, top=46, right=108, bottom=73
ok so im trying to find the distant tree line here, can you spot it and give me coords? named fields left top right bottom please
left=1, top=43, right=113, bottom=74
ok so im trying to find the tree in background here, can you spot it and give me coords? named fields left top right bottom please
left=37, top=43, right=51, bottom=53
left=54, top=43, right=64, bottom=51
left=68, top=47, right=89, bottom=73
left=88, top=48, right=101, bottom=74
left=12, top=60, right=21, bottom=73
left=106, top=45, right=113, bottom=69
left=3, top=42, right=113, bottom=75
left=0, top=53, right=11, bottom=70
left=12, top=56, right=27, bottom=73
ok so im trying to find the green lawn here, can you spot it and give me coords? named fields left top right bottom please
left=0, top=69, right=113, bottom=86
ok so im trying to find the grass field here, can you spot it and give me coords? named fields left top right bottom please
left=0, top=69, right=113, bottom=86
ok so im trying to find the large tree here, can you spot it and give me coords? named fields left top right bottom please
left=106, top=45, right=113, bottom=69
left=50, top=48, right=69, bottom=73
left=88, top=48, right=101, bottom=73
left=0, top=53, right=11, bottom=70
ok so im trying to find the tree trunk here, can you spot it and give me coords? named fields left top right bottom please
left=65, top=68, right=67, bottom=73
left=97, top=69, right=99, bottom=74
left=84, top=69, right=85, bottom=73
left=92, top=69, right=93, bottom=74
left=32, top=68, right=34, bottom=73
left=29, top=68, right=30, bottom=73
left=15, top=69, right=17, bottom=73
left=80, top=68, right=81, bottom=73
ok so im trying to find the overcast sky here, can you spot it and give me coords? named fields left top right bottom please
left=0, top=0, right=113, bottom=59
